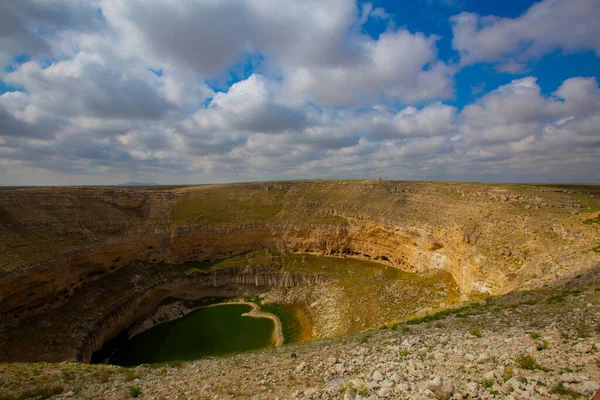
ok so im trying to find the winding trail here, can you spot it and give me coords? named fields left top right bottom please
left=203, top=301, right=284, bottom=347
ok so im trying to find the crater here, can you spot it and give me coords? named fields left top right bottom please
left=0, top=181, right=598, bottom=365
left=95, top=302, right=277, bottom=366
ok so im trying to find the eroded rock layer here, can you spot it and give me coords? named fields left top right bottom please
left=1, top=181, right=598, bottom=317
left=0, top=181, right=598, bottom=363
left=0, top=262, right=329, bottom=363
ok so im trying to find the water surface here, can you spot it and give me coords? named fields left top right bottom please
left=109, top=304, right=274, bottom=366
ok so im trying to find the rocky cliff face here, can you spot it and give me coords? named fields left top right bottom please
left=0, top=262, right=329, bottom=363
left=1, top=181, right=598, bottom=319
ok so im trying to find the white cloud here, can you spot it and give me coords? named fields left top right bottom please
left=451, top=0, right=600, bottom=71
left=0, top=0, right=103, bottom=65
left=99, top=0, right=453, bottom=107
left=280, top=30, right=454, bottom=106
left=189, top=74, right=307, bottom=134
left=0, top=0, right=599, bottom=185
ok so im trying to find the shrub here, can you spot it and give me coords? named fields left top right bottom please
left=503, top=366, right=514, bottom=381
left=127, top=386, right=142, bottom=398
left=482, top=379, right=494, bottom=389
left=537, top=340, right=549, bottom=351
left=576, top=322, right=590, bottom=338
left=519, top=376, right=528, bottom=384
left=550, top=382, right=581, bottom=398
left=15, top=386, right=64, bottom=400
left=514, top=354, right=542, bottom=370
left=123, top=372, right=140, bottom=382
left=469, top=328, right=482, bottom=338
left=528, top=331, right=540, bottom=339
left=97, top=371, right=111, bottom=383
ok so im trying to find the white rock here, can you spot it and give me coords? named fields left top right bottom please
left=483, top=371, right=495, bottom=381
left=574, top=342, right=592, bottom=353
left=573, top=381, right=599, bottom=395
left=477, top=352, right=491, bottom=363
left=380, top=379, right=393, bottom=388
left=560, top=373, right=588, bottom=383
left=465, top=381, right=478, bottom=395
left=425, top=375, right=454, bottom=400
left=372, top=370, right=384, bottom=382
left=296, top=362, right=307, bottom=372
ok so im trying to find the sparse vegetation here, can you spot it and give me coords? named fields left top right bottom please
left=576, top=322, right=590, bottom=338
left=123, top=372, right=141, bottom=382
left=528, top=331, right=540, bottom=339
left=469, top=328, right=482, bottom=338
left=482, top=379, right=494, bottom=389
left=551, top=382, right=582, bottom=398
left=538, top=339, right=549, bottom=351
left=514, top=354, right=543, bottom=371
left=5, top=386, right=64, bottom=400
left=127, top=386, right=142, bottom=398
left=503, top=366, right=513, bottom=381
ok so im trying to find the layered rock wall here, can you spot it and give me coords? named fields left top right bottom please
left=1, top=181, right=598, bottom=319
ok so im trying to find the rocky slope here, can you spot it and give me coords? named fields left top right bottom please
left=0, top=180, right=599, bottom=394
left=1, top=266, right=599, bottom=399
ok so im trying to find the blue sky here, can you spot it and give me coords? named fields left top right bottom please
left=0, top=0, right=599, bottom=185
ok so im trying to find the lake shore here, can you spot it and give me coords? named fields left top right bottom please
left=203, top=301, right=284, bottom=347
left=130, top=299, right=284, bottom=347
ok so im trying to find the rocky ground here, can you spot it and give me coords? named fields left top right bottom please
left=1, top=279, right=599, bottom=399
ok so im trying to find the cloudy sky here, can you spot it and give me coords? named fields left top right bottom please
left=1, top=0, right=599, bottom=185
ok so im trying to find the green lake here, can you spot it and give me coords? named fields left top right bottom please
left=109, top=304, right=275, bottom=366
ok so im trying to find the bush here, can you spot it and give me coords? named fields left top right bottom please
left=14, top=386, right=64, bottom=400
left=123, top=372, right=141, bottom=382
left=97, top=371, right=111, bottom=383
left=503, top=366, right=514, bottom=381
left=528, top=331, right=540, bottom=339
left=576, top=322, right=590, bottom=338
left=514, top=354, right=542, bottom=370
left=469, top=328, right=482, bottom=338
left=550, top=382, right=581, bottom=398
left=127, top=386, right=142, bottom=398
left=482, top=379, right=494, bottom=389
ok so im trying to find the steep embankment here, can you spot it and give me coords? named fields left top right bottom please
left=0, top=250, right=459, bottom=363
left=1, top=181, right=598, bottom=320
left=0, top=261, right=328, bottom=363
left=1, top=268, right=599, bottom=400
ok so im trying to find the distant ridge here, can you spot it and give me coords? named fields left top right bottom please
left=118, top=182, right=158, bottom=186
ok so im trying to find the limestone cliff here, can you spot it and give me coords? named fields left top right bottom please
left=1, top=181, right=598, bottom=319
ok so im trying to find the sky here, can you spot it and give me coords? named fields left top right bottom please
left=0, top=0, right=599, bottom=185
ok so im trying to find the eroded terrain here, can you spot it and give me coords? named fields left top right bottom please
left=0, top=180, right=599, bottom=399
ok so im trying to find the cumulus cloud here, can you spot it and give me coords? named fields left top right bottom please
left=3, top=54, right=173, bottom=121
left=451, top=0, right=600, bottom=71
left=188, top=75, right=307, bottom=134
left=280, top=30, right=455, bottom=106
left=100, top=0, right=453, bottom=107
left=0, top=0, right=599, bottom=185
left=0, top=0, right=103, bottom=65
